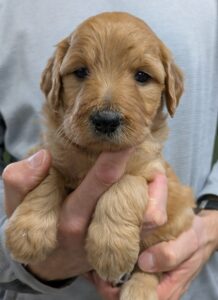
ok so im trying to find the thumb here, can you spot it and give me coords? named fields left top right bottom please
left=2, top=149, right=51, bottom=217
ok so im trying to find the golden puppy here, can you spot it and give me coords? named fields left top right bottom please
left=5, top=12, right=195, bottom=300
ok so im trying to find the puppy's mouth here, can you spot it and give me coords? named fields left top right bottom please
left=61, top=108, right=148, bottom=152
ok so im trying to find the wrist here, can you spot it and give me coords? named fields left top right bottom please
left=198, top=210, right=218, bottom=252
left=25, top=264, right=77, bottom=287
left=196, top=194, right=218, bottom=212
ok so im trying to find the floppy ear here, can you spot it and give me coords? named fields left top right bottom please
left=40, top=38, right=69, bottom=109
left=162, top=49, right=184, bottom=117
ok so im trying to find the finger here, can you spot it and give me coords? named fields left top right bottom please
left=138, top=227, right=199, bottom=272
left=92, top=272, right=120, bottom=300
left=83, top=271, right=95, bottom=285
left=143, top=173, right=168, bottom=228
left=157, top=246, right=204, bottom=300
left=157, top=271, right=191, bottom=300
left=3, top=149, right=51, bottom=216
left=63, top=148, right=133, bottom=225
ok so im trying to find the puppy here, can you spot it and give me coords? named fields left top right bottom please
left=5, top=12, right=195, bottom=300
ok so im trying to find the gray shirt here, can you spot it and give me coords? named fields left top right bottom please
left=0, top=0, right=218, bottom=299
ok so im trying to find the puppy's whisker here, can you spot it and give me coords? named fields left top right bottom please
left=55, top=126, right=65, bottom=140
left=54, top=126, right=73, bottom=148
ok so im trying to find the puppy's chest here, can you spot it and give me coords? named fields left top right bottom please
left=53, top=149, right=96, bottom=190
left=63, top=162, right=90, bottom=189
left=53, top=145, right=165, bottom=192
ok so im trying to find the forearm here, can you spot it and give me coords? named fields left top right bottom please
left=197, top=161, right=218, bottom=251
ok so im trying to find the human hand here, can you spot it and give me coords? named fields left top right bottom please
left=138, top=210, right=218, bottom=300
left=3, top=150, right=52, bottom=217
left=3, top=148, right=132, bottom=280
left=87, top=173, right=168, bottom=299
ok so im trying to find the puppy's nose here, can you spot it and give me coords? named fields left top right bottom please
left=90, top=110, right=121, bottom=135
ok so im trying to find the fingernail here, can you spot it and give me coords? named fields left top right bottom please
left=144, top=209, right=167, bottom=228
left=97, top=148, right=134, bottom=185
left=28, top=150, right=46, bottom=168
left=138, top=253, right=155, bottom=272
left=154, top=211, right=167, bottom=227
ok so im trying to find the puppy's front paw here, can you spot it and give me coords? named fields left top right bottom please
left=86, top=221, right=140, bottom=282
left=120, top=272, right=158, bottom=300
left=5, top=205, right=57, bottom=264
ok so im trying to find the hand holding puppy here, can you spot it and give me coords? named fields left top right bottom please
left=139, top=210, right=218, bottom=300
left=86, top=172, right=168, bottom=299
left=3, top=149, right=168, bottom=283
left=3, top=148, right=132, bottom=280
left=95, top=193, right=218, bottom=300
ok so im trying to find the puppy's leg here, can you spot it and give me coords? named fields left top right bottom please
left=120, top=272, right=159, bottom=300
left=86, top=175, right=148, bottom=282
left=5, top=168, right=65, bottom=264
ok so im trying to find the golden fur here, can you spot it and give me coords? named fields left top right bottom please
left=5, top=12, right=195, bottom=300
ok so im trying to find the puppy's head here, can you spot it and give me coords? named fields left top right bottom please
left=41, top=12, right=183, bottom=151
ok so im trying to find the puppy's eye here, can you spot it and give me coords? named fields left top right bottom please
left=73, top=67, right=89, bottom=79
left=135, top=71, right=152, bottom=84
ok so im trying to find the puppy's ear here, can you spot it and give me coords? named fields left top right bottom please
left=40, top=38, right=69, bottom=109
left=162, top=48, right=184, bottom=117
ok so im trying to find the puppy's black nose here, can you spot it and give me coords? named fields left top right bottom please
left=90, top=110, right=121, bottom=135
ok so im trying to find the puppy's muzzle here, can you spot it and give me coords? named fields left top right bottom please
left=90, top=110, right=122, bottom=136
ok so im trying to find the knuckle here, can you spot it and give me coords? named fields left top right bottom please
left=161, top=245, right=177, bottom=268
left=2, top=163, right=18, bottom=186
left=58, top=218, right=85, bottom=237
left=94, top=164, right=120, bottom=186
left=71, top=221, right=85, bottom=236
left=93, top=151, right=130, bottom=187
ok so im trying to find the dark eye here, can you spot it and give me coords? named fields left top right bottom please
left=73, top=67, right=89, bottom=79
left=135, top=71, right=152, bottom=84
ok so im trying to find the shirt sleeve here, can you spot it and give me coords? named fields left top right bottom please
left=0, top=114, right=7, bottom=173
left=198, top=160, right=218, bottom=198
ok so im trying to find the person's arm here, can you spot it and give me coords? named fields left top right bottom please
left=137, top=160, right=218, bottom=300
